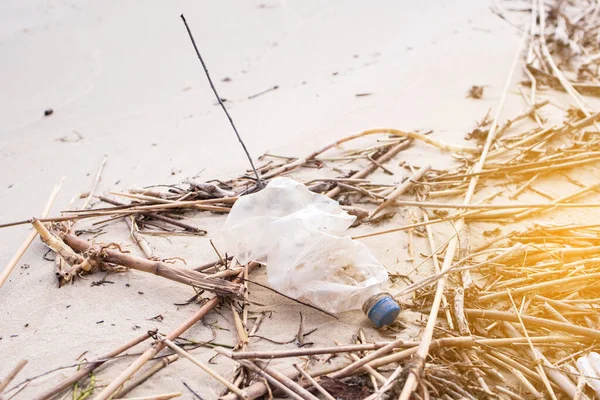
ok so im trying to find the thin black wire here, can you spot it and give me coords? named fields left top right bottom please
left=183, top=381, right=204, bottom=400
left=180, top=14, right=262, bottom=187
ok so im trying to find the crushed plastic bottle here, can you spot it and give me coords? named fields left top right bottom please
left=222, top=177, right=400, bottom=327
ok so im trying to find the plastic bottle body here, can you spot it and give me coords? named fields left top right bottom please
left=222, top=177, right=393, bottom=315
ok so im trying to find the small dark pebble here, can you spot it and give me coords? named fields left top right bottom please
left=66, top=305, right=71, bottom=308
left=138, top=291, right=144, bottom=295
left=44, top=108, right=54, bottom=116
left=96, top=320, right=104, bottom=324
left=125, top=283, right=130, bottom=287
left=332, top=71, right=339, bottom=76
left=111, top=324, right=115, bottom=326
left=24, top=323, right=29, bottom=328
left=11, top=334, right=18, bottom=338
left=222, top=77, right=232, bottom=82
left=133, top=325, right=141, bottom=330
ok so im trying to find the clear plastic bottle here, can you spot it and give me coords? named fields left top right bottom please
left=222, top=177, right=400, bottom=327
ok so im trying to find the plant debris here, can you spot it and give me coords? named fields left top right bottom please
left=467, top=85, right=484, bottom=99
left=5, top=2, right=600, bottom=400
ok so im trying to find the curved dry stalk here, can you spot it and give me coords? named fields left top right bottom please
left=262, top=128, right=476, bottom=179
left=356, top=129, right=479, bottom=155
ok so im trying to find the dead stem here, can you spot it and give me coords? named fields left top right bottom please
left=94, top=265, right=255, bottom=400
left=157, top=334, right=248, bottom=399
left=325, top=140, right=413, bottom=199
left=369, top=165, right=431, bottom=218
left=0, top=179, right=63, bottom=288
left=397, top=36, right=527, bottom=400
left=293, top=364, right=335, bottom=400
left=0, top=360, right=27, bottom=393
left=113, top=355, right=178, bottom=398
left=224, top=342, right=393, bottom=360
left=61, top=233, right=244, bottom=298
left=33, top=331, right=152, bottom=400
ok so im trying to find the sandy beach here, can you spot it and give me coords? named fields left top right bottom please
left=2, top=1, right=585, bottom=399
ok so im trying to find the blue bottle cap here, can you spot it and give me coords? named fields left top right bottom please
left=365, top=294, right=401, bottom=328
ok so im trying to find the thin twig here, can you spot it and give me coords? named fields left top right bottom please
left=0, top=179, right=63, bottom=288
left=293, top=364, right=335, bottom=400
left=157, top=334, right=248, bottom=399
left=239, top=277, right=338, bottom=319
left=0, top=360, right=27, bottom=393
left=369, top=165, right=431, bottom=218
left=180, top=14, right=262, bottom=186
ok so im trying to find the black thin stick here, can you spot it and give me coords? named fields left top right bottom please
left=183, top=381, right=204, bottom=400
left=239, top=277, right=339, bottom=319
left=180, top=14, right=262, bottom=187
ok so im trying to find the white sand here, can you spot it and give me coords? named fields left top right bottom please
left=0, top=1, right=533, bottom=398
